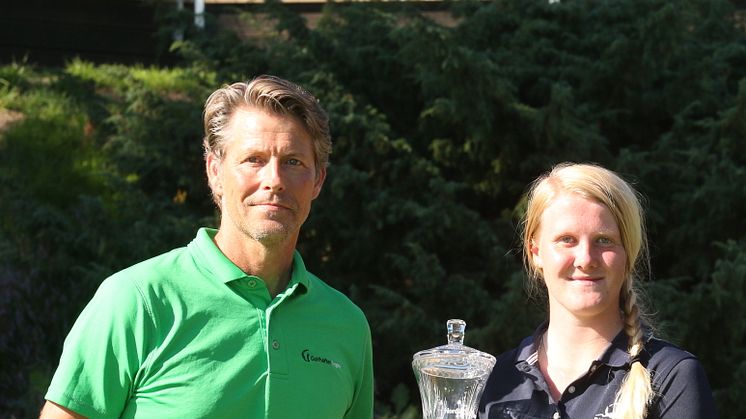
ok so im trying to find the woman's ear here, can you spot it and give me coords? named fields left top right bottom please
left=530, top=239, right=543, bottom=269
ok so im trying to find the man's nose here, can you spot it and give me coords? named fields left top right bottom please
left=259, top=160, right=285, bottom=192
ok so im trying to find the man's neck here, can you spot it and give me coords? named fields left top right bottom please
left=213, top=229, right=297, bottom=299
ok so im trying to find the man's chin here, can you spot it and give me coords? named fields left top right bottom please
left=248, top=225, right=294, bottom=245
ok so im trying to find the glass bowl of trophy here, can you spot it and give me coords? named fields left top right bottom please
left=412, top=319, right=496, bottom=419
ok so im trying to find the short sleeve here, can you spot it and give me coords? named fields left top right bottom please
left=45, top=274, right=154, bottom=418
left=654, top=357, right=719, bottom=419
left=344, top=318, right=374, bottom=419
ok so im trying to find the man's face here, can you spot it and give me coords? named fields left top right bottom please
left=207, top=107, right=326, bottom=246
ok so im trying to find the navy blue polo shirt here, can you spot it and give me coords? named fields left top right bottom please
left=479, top=325, right=718, bottom=419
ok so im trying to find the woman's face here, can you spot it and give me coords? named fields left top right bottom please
left=530, top=192, right=627, bottom=322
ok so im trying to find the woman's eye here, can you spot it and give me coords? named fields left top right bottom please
left=597, top=237, right=613, bottom=245
left=558, top=236, right=575, bottom=244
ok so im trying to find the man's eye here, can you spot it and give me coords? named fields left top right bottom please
left=246, top=156, right=263, bottom=164
left=286, top=158, right=302, bottom=166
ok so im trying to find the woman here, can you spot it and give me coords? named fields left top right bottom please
left=479, top=163, right=717, bottom=419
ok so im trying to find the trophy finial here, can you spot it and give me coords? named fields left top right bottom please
left=447, top=319, right=466, bottom=345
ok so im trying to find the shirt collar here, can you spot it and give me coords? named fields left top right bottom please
left=513, top=322, right=642, bottom=368
left=514, top=323, right=544, bottom=366
left=188, top=227, right=310, bottom=293
left=597, top=327, right=636, bottom=367
left=286, top=248, right=311, bottom=294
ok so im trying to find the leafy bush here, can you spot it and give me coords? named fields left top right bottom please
left=2, top=0, right=746, bottom=417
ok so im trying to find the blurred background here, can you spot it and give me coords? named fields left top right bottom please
left=2, top=0, right=746, bottom=417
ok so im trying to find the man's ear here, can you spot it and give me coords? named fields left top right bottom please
left=206, top=152, right=222, bottom=196
left=311, top=166, right=327, bottom=200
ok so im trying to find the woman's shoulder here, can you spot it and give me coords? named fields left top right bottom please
left=644, top=336, right=709, bottom=389
left=484, top=335, right=536, bottom=388
left=644, top=337, right=718, bottom=417
left=645, top=336, right=700, bottom=367
left=493, top=335, right=534, bottom=365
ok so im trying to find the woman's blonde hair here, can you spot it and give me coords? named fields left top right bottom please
left=522, top=162, right=653, bottom=419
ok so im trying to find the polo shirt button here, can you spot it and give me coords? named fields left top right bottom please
left=272, top=340, right=280, bottom=350
left=590, top=365, right=598, bottom=372
left=247, top=279, right=257, bottom=288
left=568, top=385, right=576, bottom=394
left=553, top=412, right=560, bottom=419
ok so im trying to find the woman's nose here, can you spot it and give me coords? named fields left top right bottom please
left=574, top=241, right=598, bottom=270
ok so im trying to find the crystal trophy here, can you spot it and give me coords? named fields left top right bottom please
left=412, top=319, right=496, bottom=419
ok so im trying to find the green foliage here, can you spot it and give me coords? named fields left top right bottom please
left=0, top=63, right=214, bottom=416
left=2, top=0, right=746, bottom=416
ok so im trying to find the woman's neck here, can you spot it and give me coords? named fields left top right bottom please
left=538, top=315, right=623, bottom=401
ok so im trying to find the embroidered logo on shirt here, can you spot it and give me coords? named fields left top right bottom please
left=301, top=349, right=342, bottom=369
left=594, top=403, right=616, bottom=418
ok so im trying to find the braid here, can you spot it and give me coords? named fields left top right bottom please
left=612, top=283, right=654, bottom=419
left=622, top=285, right=644, bottom=357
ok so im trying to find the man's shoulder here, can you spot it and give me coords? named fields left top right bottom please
left=93, top=245, right=197, bottom=304
left=110, top=245, right=191, bottom=283
left=304, top=272, right=368, bottom=323
left=304, top=272, right=361, bottom=305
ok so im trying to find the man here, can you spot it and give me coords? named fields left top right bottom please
left=40, top=75, right=374, bottom=418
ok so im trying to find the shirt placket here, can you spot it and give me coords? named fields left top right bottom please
left=265, top=284, right=300, bottom=376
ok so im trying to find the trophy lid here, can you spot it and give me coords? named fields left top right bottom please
left=412, top=319, right=496, bottom=379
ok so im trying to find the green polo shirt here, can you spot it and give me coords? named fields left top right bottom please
left=46, top=228, right=373, bottom=418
